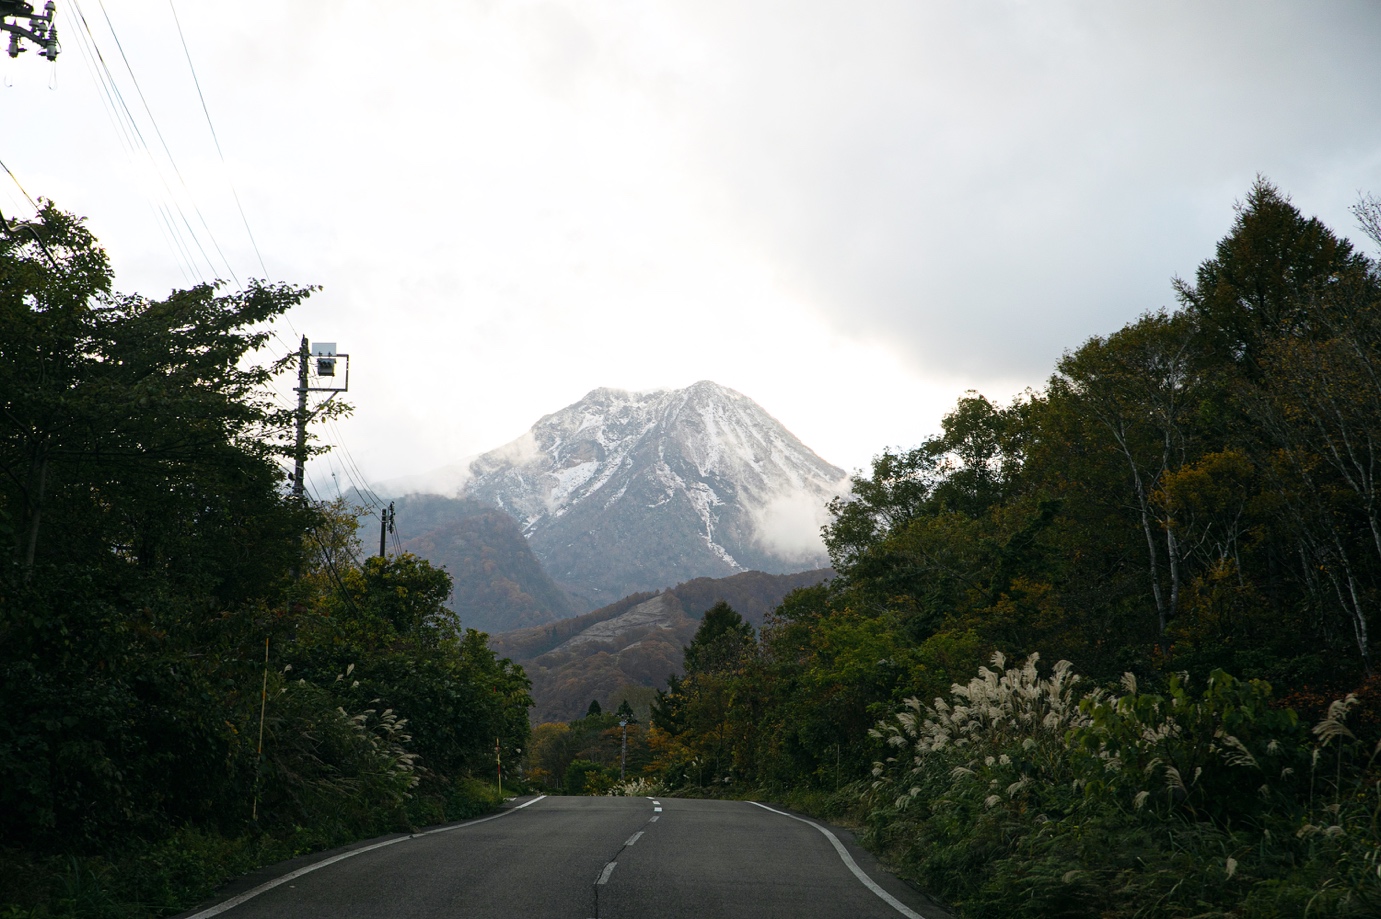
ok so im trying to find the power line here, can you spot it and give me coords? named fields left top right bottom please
left=93, top=0, right=238, bottom=285
left=301, top=496, right=363, bottom=615
left=168, top=0, right=269, bottom=281
left=305, top=471, right=365, bottom=570
left=65, top=22, right=195, bottom=284
left=9, top=46, right=186, bottom=282
left=326, top=416, right=389, bottom=513
left=73, top=1, right=205, bottom=278
left=312, top=416, right=408, bottom=555
left=67, top=0, right=203, bottom=281
left=0, top=155, right=39, bottom=210
left=323, top=419, right=376, bottom=502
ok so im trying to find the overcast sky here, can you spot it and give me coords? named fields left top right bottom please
left=4, top=1, right=1381, bottom=496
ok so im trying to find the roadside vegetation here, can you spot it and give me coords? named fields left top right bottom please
left=627, top=181, right=1381, bottom=916
left=526, top=698, right=653, bottom=794
left=11, top=178, right=1381, bottom=917
left=0, top=207, right=530, bottom=918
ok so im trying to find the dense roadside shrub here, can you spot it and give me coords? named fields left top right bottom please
left=563, top=759, right=611, bottom=795
left=867, top=655, right=1381, bottom=917
left=0, top=779, right=504, bottom=919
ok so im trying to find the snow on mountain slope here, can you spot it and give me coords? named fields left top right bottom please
left=389, top=382, right=848, bottom=604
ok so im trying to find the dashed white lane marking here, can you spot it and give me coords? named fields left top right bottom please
left=184, top=796, right=549, bottom=918
left=624, top=831, right=644, bottom=847
left=651, top=800, right=660, bottom=805
left=597, top=861, right=618, bottom=885
left=648, top=815, right=659, bottom=823
left=748, top=801, right=926, bottom=919
left=653, top=806, right=662, bottom=812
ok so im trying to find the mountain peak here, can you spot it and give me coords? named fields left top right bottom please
left=446, top=382, right=847, bottom=603
left=383, top=378, right=845, bottom=602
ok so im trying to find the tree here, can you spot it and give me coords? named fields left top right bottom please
left=1055, top=310, right=1201, bottom=650
left=683, top=601, right=755, bottom=675
left=0, top=204, right=320, bottom=845
left=650, top=674, right=686, bottom=736
left=1, top=204, right=319, bottom=592
left=0, top=205, right=540, bottom=898
left=1244, top=268, right=1381, bottom=669
left=1176, top=177, right=1366, bottom=377
left=1172, top=181, right=1381, bottom=671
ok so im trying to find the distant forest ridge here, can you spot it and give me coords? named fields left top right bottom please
left=491, top=568, right=833, bottom=723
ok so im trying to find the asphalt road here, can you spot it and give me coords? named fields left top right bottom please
left=177, top=795, right=954, bottom=919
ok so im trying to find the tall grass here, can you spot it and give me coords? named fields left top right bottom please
left=866, top=654, right=1381, bottom=917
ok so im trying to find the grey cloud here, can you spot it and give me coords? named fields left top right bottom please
left=681, top=1, right=1381, bottom=379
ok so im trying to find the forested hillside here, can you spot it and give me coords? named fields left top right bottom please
left=630, top=182, right=1381, bottom=917
left=492, top=568, right=832, bottom=723
left=390, top=493, right=582, bottom=632
left=0, top=208, right=531, bottom=917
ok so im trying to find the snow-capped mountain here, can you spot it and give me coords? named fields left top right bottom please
left=387, top=382, right=848, bottom=605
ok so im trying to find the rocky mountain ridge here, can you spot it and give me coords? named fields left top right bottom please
left=384, top=382, right=847, bottom=605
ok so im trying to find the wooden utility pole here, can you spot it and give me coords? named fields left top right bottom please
left=289, top=337, right=349, bottom=503
left=379, top=502, right=395, bottom=557
left=292, top=336, right=310, bottom=502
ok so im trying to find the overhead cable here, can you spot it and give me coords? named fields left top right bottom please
left=0, top=155, right=39, bottom=210
left=93, top=0, right=239, bottom=285
left=168, top=0, right=269, bottom=281
left=68, top=0, right=204, bottom=282
left=67, top=26, right=194, bottom=284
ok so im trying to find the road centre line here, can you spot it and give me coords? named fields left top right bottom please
left=597, top=861, right=618, bottom=885
left=624, top=831, right=644, bottom=846
left=648, top=815, right=659, bottom=822
left=748, top=802, right=926, bottom=919
left=183, top=796, right=548, bottom=919
left=654, top=806, right=662, bottom=812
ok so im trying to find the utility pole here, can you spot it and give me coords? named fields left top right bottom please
left=2, top=1, right=59, bottom=60
left=292, top=336, right=310, bottom=502
left=378, top=501, right=395, bottom=557
left=290, top=337, right=349, bottom=503
left=619, top=718, right=628, bottom=781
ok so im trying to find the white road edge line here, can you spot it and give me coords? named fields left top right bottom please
left=597, top=861, right=618, bottom=885
left=748, top=801, right=926, bottom=919
left=624, top=831, right=644, bottom=846
left=183, top=796, right=548, bottom=919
